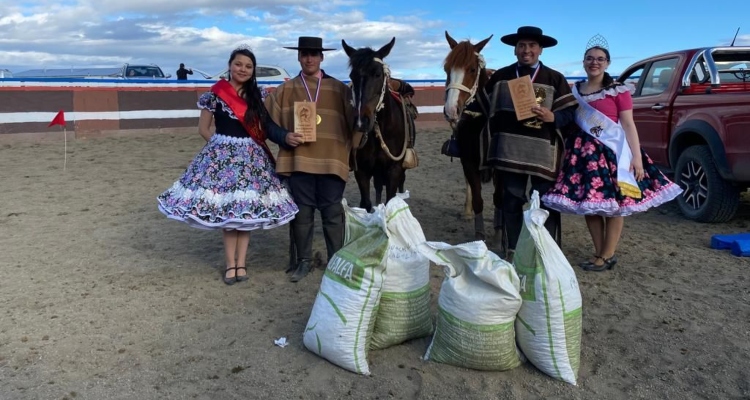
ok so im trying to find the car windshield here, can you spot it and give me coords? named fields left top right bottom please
left=217, top=65, right=289, bottom=80
left=257, top=66, right=281, bottom=77
left=126, top=66, right=165, bottom=78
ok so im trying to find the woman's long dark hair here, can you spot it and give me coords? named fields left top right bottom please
left=227, top=48, right=267, bottom=125
left=585, top=46, right=615, bottom=87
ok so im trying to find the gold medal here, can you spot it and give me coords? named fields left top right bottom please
left=316, top=114, right=322, bottom=125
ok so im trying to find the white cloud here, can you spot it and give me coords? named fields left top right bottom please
left=0, top=1, right=458, bottom=80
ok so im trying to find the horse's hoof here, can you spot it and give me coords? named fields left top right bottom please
left=474, top=231, right=486, bottom=241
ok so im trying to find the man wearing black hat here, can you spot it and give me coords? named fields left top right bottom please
left=264, top=36, right=354, bottom=282
left=480, top=26, right=578, bottom=259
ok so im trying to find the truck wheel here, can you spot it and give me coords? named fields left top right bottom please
left=674, top=145, right=739, bottom=223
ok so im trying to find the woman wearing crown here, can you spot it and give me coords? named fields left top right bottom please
left=542, top=35, right=682, bottom=271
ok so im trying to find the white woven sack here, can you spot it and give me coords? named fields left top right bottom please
left=514, top=191, right=582, bottom=385
left=419, top=240, right=522, bottom=371
left=303, top=200, right=388, bottom=375
left=371, top=194, right=433, bottom=350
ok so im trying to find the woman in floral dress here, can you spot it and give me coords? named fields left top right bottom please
left=542, top=43, right=682, bottom=271
left=158, top=47, right=304, bottom=284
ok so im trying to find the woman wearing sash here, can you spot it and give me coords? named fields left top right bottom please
left=158, top=47, right=303, bottom=285
left=542, top=39, right=682, bottom=271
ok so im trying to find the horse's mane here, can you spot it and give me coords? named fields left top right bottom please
left=347, top=47, right=379, bottom=72
left=444, top=41, right=478, bottom=70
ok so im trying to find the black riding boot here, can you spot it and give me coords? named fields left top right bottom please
left=286, top=224, right=296, bottom=273
left=502, top=208, right=523, bottom=258
left=489, top=206, right=505, bottom=257
left=290, top=205, right=315, bottom=282
left=321, top=202, right=345, bottom=262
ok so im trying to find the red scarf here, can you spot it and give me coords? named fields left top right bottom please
left=211, top=79, right=275, bottom=162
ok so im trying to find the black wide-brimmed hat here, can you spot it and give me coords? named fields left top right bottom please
left=500, top=26, right=558, bottom=48
left=283, top=36, right=336, bottom=51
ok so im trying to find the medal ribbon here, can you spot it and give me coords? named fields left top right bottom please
left=516, top=62, right=541, bottom=82
left=517, top=63, right=542, bottom=128
left=299, top=72, right=322, bottom=103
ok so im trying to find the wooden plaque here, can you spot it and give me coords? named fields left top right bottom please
left=507, top=75, right=538, bottom=121
left=294, top=101, right=317, bottom=142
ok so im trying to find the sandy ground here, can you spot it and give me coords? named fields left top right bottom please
left=1, top=126, right=749, bottom=400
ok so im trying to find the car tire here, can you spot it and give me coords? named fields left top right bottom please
left=674, top=145, right=739, bottom=223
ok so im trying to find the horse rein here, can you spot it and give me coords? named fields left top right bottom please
left=373, top=92, right=409, bottom=162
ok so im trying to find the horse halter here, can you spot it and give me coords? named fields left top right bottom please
left=445, top=52, right=486, bottom=106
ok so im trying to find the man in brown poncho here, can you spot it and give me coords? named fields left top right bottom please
left=264, top=36, right=355, bottom=282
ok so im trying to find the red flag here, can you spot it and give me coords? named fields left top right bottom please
left=48, top=110, right=66, bottom=127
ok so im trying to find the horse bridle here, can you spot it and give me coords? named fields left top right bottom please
left=351, top=58, right=390, bottom=112
left=351, top=57, right=391, bottom=149
left=445, top=52, right=486, bottom=107
left=349, top=58, right=408, bottom=161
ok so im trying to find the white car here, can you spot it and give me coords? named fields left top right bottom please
left=191, top=65, right=292, bottom=83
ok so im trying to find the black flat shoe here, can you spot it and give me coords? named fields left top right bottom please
left=584, top=255, right=617, bottom=272
left=223, top=267, right=237, bottom=285
left=235, top=267, right=249, bottom=282
left=578, top=255, right=602, bottom=270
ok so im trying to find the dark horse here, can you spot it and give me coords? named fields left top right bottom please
left=342, top=37, right=409, bottom=211
left=443, top=31, right=503, bottom=243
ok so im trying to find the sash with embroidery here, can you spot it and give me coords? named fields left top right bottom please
left=572, top=85, right=641, bottom=199
left=211, top=79, right=275, bottom=162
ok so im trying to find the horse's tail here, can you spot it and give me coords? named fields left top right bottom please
left=480, top=168, right=493, bottom=183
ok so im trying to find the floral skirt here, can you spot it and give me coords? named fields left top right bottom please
left=542, top=131, right=682, bottom=217
left=157, top=134, right=298, bottom=230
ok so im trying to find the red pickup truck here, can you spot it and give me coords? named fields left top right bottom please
left=617, top=46, right=750, bottom=222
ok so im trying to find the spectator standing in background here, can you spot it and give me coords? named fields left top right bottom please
left=176, top=63, right=193, bottom=80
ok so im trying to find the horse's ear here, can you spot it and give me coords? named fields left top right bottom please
left=342, top=40, right=356, bottom=58
left=375, top=37, right=396, bottom=59
left=474, top=34, right=494, bottom=53
left=445, top=31, right=458, bottom=49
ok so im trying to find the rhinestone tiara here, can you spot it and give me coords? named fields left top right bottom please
left=586, top=34, right=609, bottom=51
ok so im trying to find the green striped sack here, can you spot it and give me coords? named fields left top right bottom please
left=419, top=240, right=523, bottom=371
left=514, top=191, right=582, bottom=385
left=370, top=195, right=433, bottom=350
left=303, top=200, right=389, bottom=375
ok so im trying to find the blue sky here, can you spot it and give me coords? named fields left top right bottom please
left=1, top=1, right=748, bottom=81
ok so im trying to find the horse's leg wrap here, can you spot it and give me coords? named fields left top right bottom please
left=321, top=202, right=345, bottom=262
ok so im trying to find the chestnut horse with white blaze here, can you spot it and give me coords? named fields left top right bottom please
left=443, top=31, right=503, bottom=245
